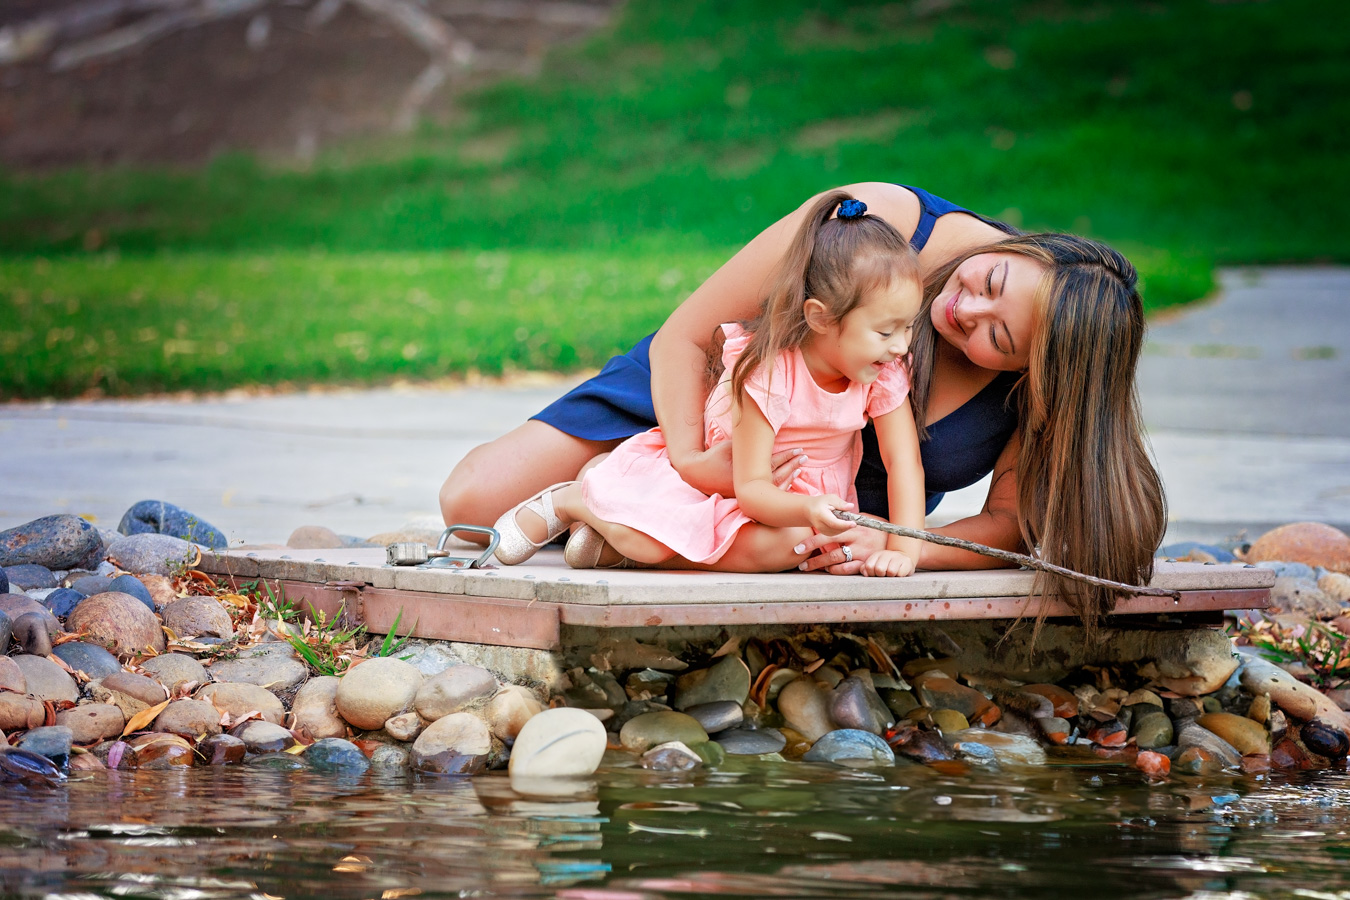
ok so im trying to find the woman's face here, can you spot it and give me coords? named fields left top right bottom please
left=930, top=252, right=1044, bottom=371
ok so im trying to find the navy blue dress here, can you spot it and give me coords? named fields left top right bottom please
left=532, top=186, right=1020, bottom=517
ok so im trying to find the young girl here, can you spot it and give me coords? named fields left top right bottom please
left=492, top=191, right=926, bottom=577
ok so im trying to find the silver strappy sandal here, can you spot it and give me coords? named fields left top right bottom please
left=563, top=523, right=643, bottom=569
left=492, top=482, right=575, bottom=565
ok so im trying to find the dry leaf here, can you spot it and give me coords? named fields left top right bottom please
left=52, top=631, right=90, bottom=646
left=283, top=743, right=307, bottom=755
left=123, top=698, right=172, bottom=735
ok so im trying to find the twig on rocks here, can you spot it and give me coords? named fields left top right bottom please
left=835, top=511, right=1182, bottom=600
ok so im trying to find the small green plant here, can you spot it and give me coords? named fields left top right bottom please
left=373, top=608, right=417, bottom=660
left=1231, top=619, right=1350, bottom=689
left=249, top=580, right=300, bottom=623
left=285, top=602, right=366, bottom=677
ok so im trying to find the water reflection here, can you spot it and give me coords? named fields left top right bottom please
left=1, top=761, right=1349, bottom=899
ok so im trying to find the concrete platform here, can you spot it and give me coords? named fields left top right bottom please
left=198, top=547, right=1274, bottom=651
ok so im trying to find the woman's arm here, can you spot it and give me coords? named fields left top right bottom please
left=862, top=402, right=925, bottom=576
left=917, top=432, right=1024, bottom=569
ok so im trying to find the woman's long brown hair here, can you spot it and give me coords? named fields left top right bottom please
left=908, top=233, right=1167, bottom=639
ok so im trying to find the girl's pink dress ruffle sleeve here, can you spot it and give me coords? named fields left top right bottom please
left=581, top=323, right=910, bottom=564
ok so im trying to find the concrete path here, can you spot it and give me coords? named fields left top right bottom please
left=1, top=267, right=1347, bottom=547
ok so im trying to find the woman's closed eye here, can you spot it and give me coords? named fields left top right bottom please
left=989, top=324, right=1003, bottom=353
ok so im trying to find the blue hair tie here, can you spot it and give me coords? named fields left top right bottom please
left=837, top=199, right=867, bottom=220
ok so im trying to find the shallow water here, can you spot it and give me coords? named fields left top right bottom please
left=3, top=756, right=1350, bottom=900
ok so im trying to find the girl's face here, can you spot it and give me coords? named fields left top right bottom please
left=931, top=252, right=1044, bottom=371
left=807, top=276, right=923, bottom=391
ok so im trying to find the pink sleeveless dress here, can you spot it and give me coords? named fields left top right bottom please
left=580, top=323, right=911, bottom=564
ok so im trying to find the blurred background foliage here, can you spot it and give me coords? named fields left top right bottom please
left=1, top=0, right=1345, bottom=397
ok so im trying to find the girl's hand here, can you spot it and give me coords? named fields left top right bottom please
left=794, top=525, right=886, bottom=574
left=677, top=444, right=807, bottom=496
left=805, top=495, right=853, bottom=536
left=861, top=549, right=916, bottom=578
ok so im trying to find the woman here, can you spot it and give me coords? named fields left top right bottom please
left=439, top=182, right=1166, bottom=627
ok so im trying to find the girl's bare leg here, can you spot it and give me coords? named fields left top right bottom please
left=662, top=524, right=814, bottom=574
left=551, top=487, right=677, bottom=564
left=439, top=421, right=621, bottom=544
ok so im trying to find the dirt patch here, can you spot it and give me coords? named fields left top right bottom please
left=0, top=0, right=618, bottom=170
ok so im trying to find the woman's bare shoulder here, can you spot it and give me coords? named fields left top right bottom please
left=835, top=182, right=923, bottom=236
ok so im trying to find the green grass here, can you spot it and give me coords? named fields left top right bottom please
left=0, top=0, right=1345, bottom=397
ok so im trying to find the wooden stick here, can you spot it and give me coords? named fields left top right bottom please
left=835, top=511, right=1182, bottom=600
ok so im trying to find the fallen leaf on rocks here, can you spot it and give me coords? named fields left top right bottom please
left=52, top=631, right=90, bottom=646
left=218, top=593, right=250, bottom=609
left=173, top=681, right=200, bottom=700
left=123, top=699, right=172, bottom=735
left=219, top=709, right=261, bottom=729
left=284, top=743, right=307, bottom=755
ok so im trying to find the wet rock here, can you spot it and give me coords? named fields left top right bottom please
left=1320, top=572, right=1350, bottom=604
left=619, top=710, right=708, bottom=753
left=335, top=658, right=423, bottom=730
left=287, top=525, right=344, bottom=549
left=881, top=688, right=919, bottom=718
left=812, top=665, right=846, bottom=688
left=1247, top=522, right=1350, bottom=574
left=0, top=693, right=46, bottom=731
left=684, top=700, right=743, bottom=735
left=1124, top=689, right=1164, bottom=709
left=1197, top=712, right=1269, bottom=756
left=1174, top=746, right=1223, bottom=775
left=12, top=612, right=53, bottom=656
left=624, top=668, right=676, bottom=700
left=371, top=744, right=411, bottom=771
left=672, top=655, right=751, bottom=710
left=829, top=677, right=894, bottom=735
left=245, top=752, right=307, bottom=771
left=41, top=588, right=84, bottom=618
left=486, top=684, right=543, bottom=743
left=5, top=565, right=57, bottom=591
left=1135, top=750, right=1171, bottom=776
left=305, top=737, right=370, bottom=773
left=231, top=720, right=295, bottom=754
left=690, top=739, right=726, bottom=768
left=105, top=533, right=200, bottom=577
left=641, top=740, right=702, bottom=771
left=198, top=734, right=246, bottom=765
left=19, top=726, right=73, bottom=766
left=69, top=752, right=105, bottom=773
left=915, top=676, right=1000, bottom=726
left=139, top=653, right=209, bottom=693
left=930, top=709, right=970, bottom=733
left=118, top=500, right=227, bottom=550
left=1086, top=719, right=1129, bottom=747
left=67, top=591, right=166, bottom=658
left=0, top=656, right=25, bottom=693
left=1176, top=722, right=1243, bottom=768
left=154, top=699, right=222, bottom=740
left=1037, top=716, right=1072, bottom=744
left=1130, top=708, right=1175, bottom=750
left=411, top=712, right=491, bottom=775
left=0, top=608, right=9, bottom=653
left=69, top=575, right=113, bottom=597
left=384, top=712, right=425, bottom=742
left=777, top=678, right=835, bottom=741
left=1301, top=721, right=1350, bottom=760
left=414, top=664, right=497, bottom=721
left=13, top=654, right=78, bottom=702
left=1246, top=693, right=1271, bottom=724
left=51, top=642, right=122, bottom=680
left=196, top=682, right=285, bottom=725
left=1167, top=697, right=1204, bottom=720
left=128, top=732, right=194, bottom=769
left=590, top=638, right=688, bottom=673
left=291, top=676, right=347, bottom=740
left=887, top=725, right=955, bottom=764
left=101, top=671, right=167, bottom=706
left=1201, top=696, right=1223, bottom=714
left=105, top=574, right=156, bottom=612
left=209, top=644, right=307, bottom=692
left=0, top=515, right=104, bottom=570
left=802, top=729, right=895, bottom=767
left=508, top=708, right=607, bottom=779
left=951, top=730, right=1047, bottom=766
left=714, top=727, right=787, bottom=756
left=162, top=596, right=234, bottom=640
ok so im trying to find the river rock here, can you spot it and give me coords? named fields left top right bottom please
left=209, top=644, right=307, bottom=692
left=1130, top=707, right=1175, bottom=750
left=0, top=656, right=25, bottom=693
left=1270, top=577, right=1340, bottom=617
left=802, top=729, right=895, bottom=767
left=0, top=693, right=45, bottom=730
left=12, top=612, right=53, bottom=656
left=130, top=732, right=194, bottom=769
left=105, top=533, right=200, bottom=577
left=1249, top=522, right=1350, bottom=574
left=508, top=708, right=608, bottom=779
left=882, top=687, right=919, bottom=718
left=105, top=574, right=156, bottom=612
left=136, top=575, right=178, bottom=609
left=52, top=641, right=123, bottom=680
left=139, top=653, right=209, bottom=693
left=384, top=711, right=425, bottom=741
left=830, top=676, right=894, bottom=734
left=930, top=709, right=970, bottom=732
left=198, top=733, right=247, bottom=765
left=950, top=730, right=1048, bottom=765
left=291, top=676, right=346, bottom=739
left=620, top=711, right=708, bottom=753
left=245, top=752, right=307, bottom=772
left=19, top=726, right=73, bottom=765
left=154, top=699, right=222, bottom=739
left=231, top=720, right=295, bottom=754
left=486, top=684, right=543, bottom=742
left=305, top=737, right=370, bottom=773
left=0, top=568, right=6, bottom=593
left=1320, top=572, right=1350, bottom=604
left=1174, top=746, right=1224, bottom=775
left=1197, top=712, right=1269, bottom=756
left=13, top=654, right=78, bottom=702
left=162, top=596, right=234, bottom=640
left=42, top=588, right=84, bottom=618
left=5, top=565, right=57, bottom=591
left=67, top=591, right=166, bottom=658
left=1139, top=630, right=1240, bottom=697
left=1176, top=722, right=1243, bottom=768
left=0, top=608, right=9, bottom=653
left=684, top=700, right=743, bottom=735
left=590, top=638, right=688, bottom=673
left=1124, top=689, right=1164, bottom=709
left=1160, top=541, right=1236, bottom=563
left=715, top=727, right=787, bottom=755
left=0, top=593, right=59, bottom=634
left=414, top=664, right=497, bottom=721
left=102, top=671, right=167, bottom=706
left=672, top=654, right=751, bottom=710
left=0, top=515, right=104, bottom=570
left=641, top=741, right=702, bottom=771
left=196, top=682, right=285, bottom=725
left=778, top=678, right=835, bottom=741
left=371, top=744, right=411, bottom=771
left=287, top=525, right=343, bottom=549
left=916, top=676, right=1000, bottom=726
left=119, top=500, right=227, bottom=550
left=411, top=712, right=491, bottom=775
left=335, top=658, right=422, bottom=730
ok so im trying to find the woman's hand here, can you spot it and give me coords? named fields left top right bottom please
left=794, top=525, right=887, bottom=574
left=803, top=495, right=853, bottom=537
left=676, top=444, right=807, bottom=497
left=861, top=549, right=915, bottom=578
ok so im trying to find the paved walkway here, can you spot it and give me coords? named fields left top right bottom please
left=1, top=267, right=1347, bottom=547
